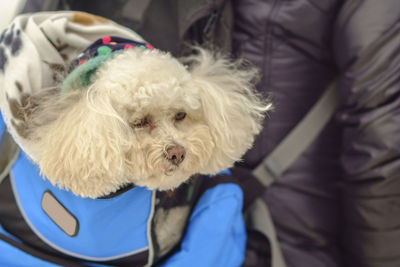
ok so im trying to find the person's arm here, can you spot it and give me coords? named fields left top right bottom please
left=333, top=1, right=400, bottom=266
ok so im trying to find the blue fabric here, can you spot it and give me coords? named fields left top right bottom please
left=10, top=151, right=152, bottom=260
left=0, top=112, right=5, bottom=137
left=0, top=181, right=246, bottom=266
left=162, top=183, right=246, bottom=267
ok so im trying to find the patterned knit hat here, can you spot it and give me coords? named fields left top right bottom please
left=62, top=36, right=154, bottom=92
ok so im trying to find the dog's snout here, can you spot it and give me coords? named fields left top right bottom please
left=166, top=145, right=186, bottom=165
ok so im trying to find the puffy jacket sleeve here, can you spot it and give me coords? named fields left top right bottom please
left=161, top=182, right=246, bottom=267
left=333, top=1, right=400, bottom=266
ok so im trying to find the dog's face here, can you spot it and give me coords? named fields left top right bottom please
left=115, top=96, right=215, bottom=191
left=31, top=48, right=270, bottom=198
left=104, top=57, right=215, bottom=190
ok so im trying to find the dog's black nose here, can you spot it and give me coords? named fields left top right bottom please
left=166, top=145, right=186, bottom=165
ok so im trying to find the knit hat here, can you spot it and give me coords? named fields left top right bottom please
left=62, top=36, right=154, bottom=92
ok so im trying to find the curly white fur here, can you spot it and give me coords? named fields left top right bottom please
left=27, top=48, right=271, bottom=198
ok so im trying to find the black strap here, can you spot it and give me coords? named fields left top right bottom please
left=0, top=232, right=85, bottom=266
left=0, top=130, right=19, bottom=184
left=0, top=230, right=149, bottom=266
left=231, top=167, right=266, bottom=211
left=198, top=168, right=265, bottom=211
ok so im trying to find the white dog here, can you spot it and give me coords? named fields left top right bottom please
left=24, top=45, right=271, bottom=198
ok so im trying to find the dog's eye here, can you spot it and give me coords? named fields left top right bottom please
left=131, top=117, right=150, bottom=128
left=175, top=112, right=186, bottom=121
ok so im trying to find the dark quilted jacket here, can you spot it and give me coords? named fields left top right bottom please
left=28, top=0, right=400, bottom=266
left=232, top=1, right=400, bottom=267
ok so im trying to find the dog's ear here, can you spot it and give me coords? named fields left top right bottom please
left=183, top=48, right=272, bottom=173
left=36, top=89, right=131, bottom=198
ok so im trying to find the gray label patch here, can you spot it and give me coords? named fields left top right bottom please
left=41, top=191, right=79, bottom=237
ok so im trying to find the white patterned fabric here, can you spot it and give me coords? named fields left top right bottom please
left=0, top=11, right=144, bottom=161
